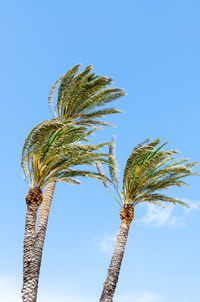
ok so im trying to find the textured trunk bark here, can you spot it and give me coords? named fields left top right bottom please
left=22, top=187, right=42, bottom=302
left=99, top=204, right=134, bottom=302
left=33, top=181, right=56, bottom=300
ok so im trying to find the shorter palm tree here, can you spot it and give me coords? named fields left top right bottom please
left=97, top=138, right=198, bottom=302
left=21, top=122, right=110, bottom=302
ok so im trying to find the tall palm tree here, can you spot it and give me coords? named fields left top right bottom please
left=97, top=138, right=198, bottom=302
left=21, top=64, right=125, bottom=301
left=30, top=63, right=126, bottom=295
left=21, top=122, right=110, bottom=302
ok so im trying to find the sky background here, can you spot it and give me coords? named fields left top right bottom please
left=0, top=0, right=200, bottom=301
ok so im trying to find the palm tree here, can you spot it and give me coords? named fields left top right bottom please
left=97, top=138, right=198, bottom=302
left=29, top=63, right=126, bottom=296
left=21, top=122, right=110, bottom=302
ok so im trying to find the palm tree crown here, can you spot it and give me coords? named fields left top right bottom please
left=98, top=138, right=198, bottom=208
left=48, top=64, right=125, bottom=127
left=21, top=120, right=110, bottom=189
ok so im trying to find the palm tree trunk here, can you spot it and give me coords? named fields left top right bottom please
left=99, top=204, right=134, bottom=302
left=33, top=181, right=56, bottom=300
left=22, top=187, right=43, bottom=302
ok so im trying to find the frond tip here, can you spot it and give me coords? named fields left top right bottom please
left=109, top=135, right=119, bottom=186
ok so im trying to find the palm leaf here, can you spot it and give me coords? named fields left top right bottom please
left=102, top=138, right=198, bottom=211
left=48, top=64, right=125, bottom=127
left=21, top=121, right=111, bottom=189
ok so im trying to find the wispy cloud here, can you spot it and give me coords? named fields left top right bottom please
left=117, top=291, right=162, bottom=302
left=96, top=199, right=200, bottom=251
left=98, top=233, right=117, bottom=253
left=183, top=198, right=200, bottom=213
left=140, top=204, right=178, bottom=227
left=139, top=199, right=200, bottom=227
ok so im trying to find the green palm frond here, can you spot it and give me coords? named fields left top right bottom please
left=102, top=138, right=198, bottom=209
left=135, top=193, right=189, bottom=207
left=76, top=119, right=116, bottom=127
left=21, top=120, right=111, bottom=189
left=48, top=64, right=81, bottom=115
left=109, top=135, right=118, bottom=186
left=49, top=176, right=82, bottom=185
left=48, top=64, right=125, bottom=127
left=96, top=162, right=111, bottom=191
left=96, top=162, right=123, bottom=206
left=123, top=139, right=198, bottom=206
left=22, top=119, right=66, bottom=160
left=126, top=150, right=179, bottom=200
left=123, top=139, right=161, bottom=189
left=56, top=169, right=111, bottom=183
left=80, top=108, right=123, bottom=119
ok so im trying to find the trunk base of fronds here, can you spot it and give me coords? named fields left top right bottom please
left=120, top=204, right=134, bottom=223
left=26, top=187, right=43, bottom=208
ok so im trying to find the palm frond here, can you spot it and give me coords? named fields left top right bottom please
left=48, top=71, right=70, bottom=116
left=80, top=108, right=122, bottom=119
left=123, top=139, right=198, bottom=205
left=109, top=136, right=119, bottom=186
left=135, top=193, right=189, bottom=208
left=76, top=119, right=116, bottom=127
left=21, top=119, right=111, bottom=189
left=48, top=64, right=125, bottom=127
left=123, top=139, right=161, bottom=189
left=22, top=119, right=65, bottom=160
left=96, top=162, right=123, bottom=206
left=96, top=162, right=110, bottom=191
left=54, top=64, right=81, bottom=116
left=101, top=138, right=198, bottom=211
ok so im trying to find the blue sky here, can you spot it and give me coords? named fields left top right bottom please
left=0, top=0, right=200, bottom=301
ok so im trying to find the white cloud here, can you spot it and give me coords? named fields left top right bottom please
left=117, top=291, right=162, bottom=302
left=182, top=198, right=200, bottom=213
left=139, top=199, right=200, bottom=227
left=96, top=199, right=200, bottom=251
left=99, top=233, right=117, bottom=253
left=140, top=204, right=178, bottom=227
